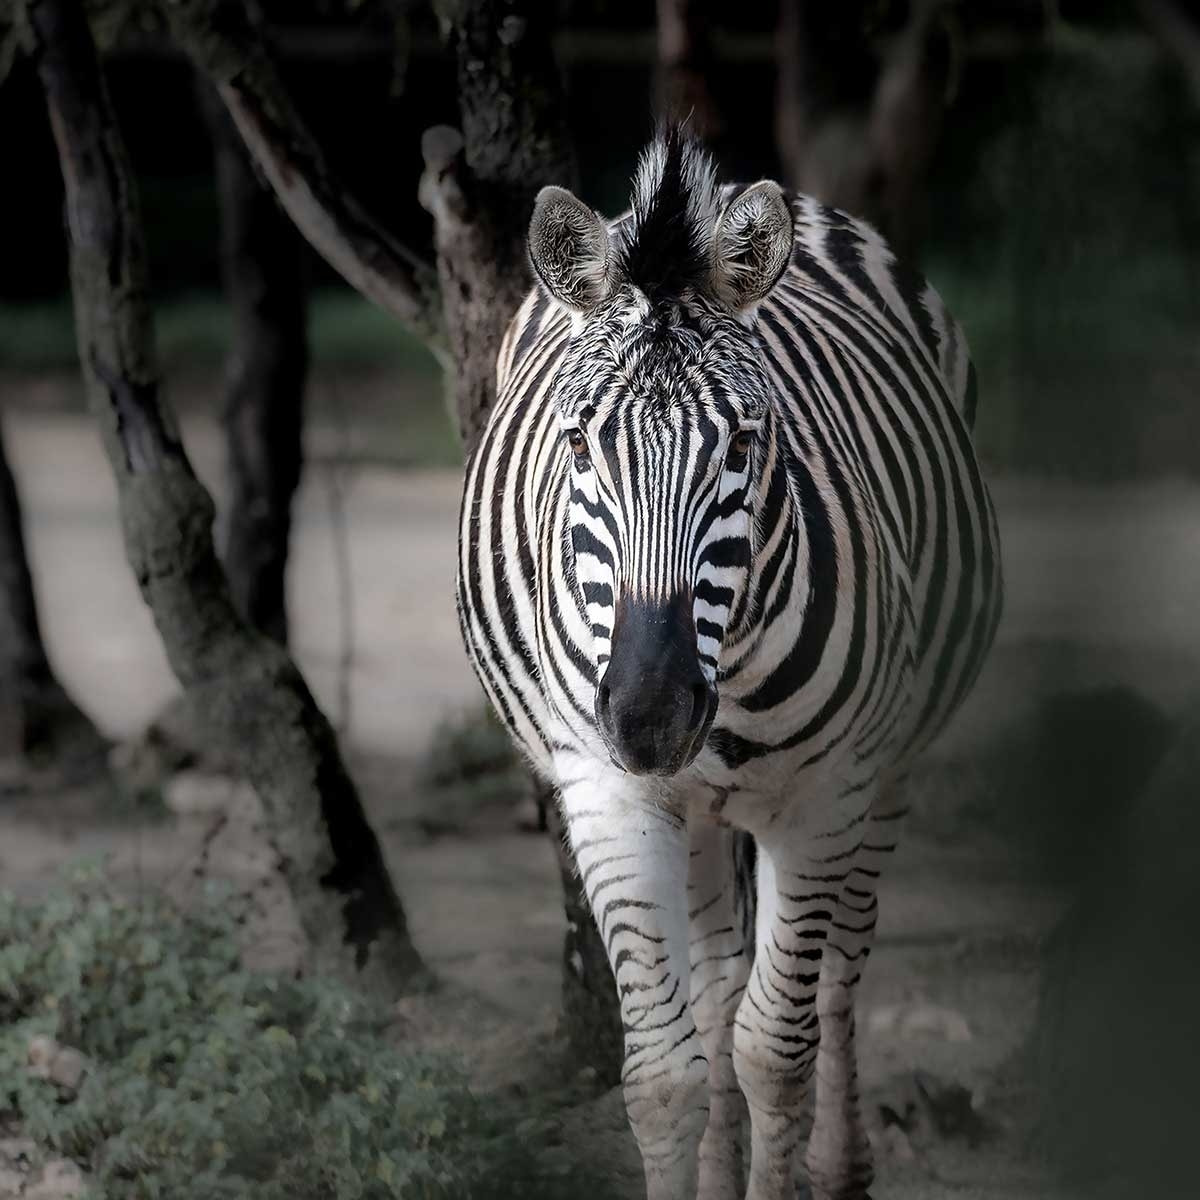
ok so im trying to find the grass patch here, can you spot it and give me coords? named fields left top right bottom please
left=0, top=867, right=612, bottom=1199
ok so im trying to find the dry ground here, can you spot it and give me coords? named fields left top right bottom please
left=2, top=404, right=1199, bottom=1198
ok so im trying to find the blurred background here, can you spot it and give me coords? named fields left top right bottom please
left=1, top=1, right=1198, bottom=1198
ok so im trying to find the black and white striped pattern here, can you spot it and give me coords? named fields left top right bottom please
left=458, top=130, right=1001, bottom=1200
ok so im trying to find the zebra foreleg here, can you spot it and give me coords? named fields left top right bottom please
left=688, top=823, right=753, bottom=1200
left=733, top=837, right=840, bottom=1200
left=805, top=796, right=904, bottom=1200
left=560, top=776, right=709, bottom=1200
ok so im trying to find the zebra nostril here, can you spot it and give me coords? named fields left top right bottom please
left=597, top=683, right=612, bottom=720
left=689, top=683, right=710, bottom=733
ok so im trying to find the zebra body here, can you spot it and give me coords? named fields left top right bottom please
left=458, top=131, right=1001, bottom=1200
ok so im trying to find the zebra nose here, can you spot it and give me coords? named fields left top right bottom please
left=595, top=595, right=717, bottom=776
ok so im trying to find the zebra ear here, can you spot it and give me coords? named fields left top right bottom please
left=528, top=185, right=613, bottom=315
left=711, top=180, right=794, bottom=314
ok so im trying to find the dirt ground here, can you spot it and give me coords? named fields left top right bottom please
left=3, top=405, right=1199, bottom=1198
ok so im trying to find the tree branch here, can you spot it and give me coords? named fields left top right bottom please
left=199, top=75, right=308, bottom=646
left=29, top=0, right=429, bottom=993
left=164, top=0, right=444, bottom=348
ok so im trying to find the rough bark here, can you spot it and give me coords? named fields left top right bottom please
left=775, top=0, right=953, bottom=262
left=0, top=415, right=105, bottom=770
left=165, top=0, right=443, bottom=349
left=201, top=80, right=308, bottom=645
left=655, top=0, right=721, bottom=140
left=30, top=0, right=428, bottom=993
left=419, top=0, right=577, bottom=450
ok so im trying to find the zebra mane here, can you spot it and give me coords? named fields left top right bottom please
left=617, top=126, right=720, bottom=304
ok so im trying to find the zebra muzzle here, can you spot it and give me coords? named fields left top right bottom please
left=595, top=593, right=718, bottom=776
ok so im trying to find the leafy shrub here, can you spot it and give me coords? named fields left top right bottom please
left=0, top=868, right=606, bottom=1199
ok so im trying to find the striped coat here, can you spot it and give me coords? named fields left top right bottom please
left=458, top=131, right=1000, bottom=1200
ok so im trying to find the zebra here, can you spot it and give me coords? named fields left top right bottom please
left=457, top=127, right=1002, bottom=1200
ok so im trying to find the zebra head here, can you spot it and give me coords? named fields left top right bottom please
left=527, top=129, right=794, bottom=776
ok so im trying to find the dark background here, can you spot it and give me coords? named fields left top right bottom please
left=3, top=0, right=1198, bottom=475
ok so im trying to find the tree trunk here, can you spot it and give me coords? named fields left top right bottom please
left=419, top=0, right=577, bottom=451
left=0, top=414, right=105, bottom=771
left=775, top=0, right=878, bottom=219
left=30, top=0, right=428, bottom=993
left=656, top=0, right=721, bottom=140
left=775, top=0, right=952, bottom=262
left=200, top=80, right=308, bottom=645
left=862, top=0, right=953, bottom=264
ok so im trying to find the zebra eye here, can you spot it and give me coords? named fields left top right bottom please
left=567, top=429, right=589, bottom=461
left=728, top=431, right=753, bottom=465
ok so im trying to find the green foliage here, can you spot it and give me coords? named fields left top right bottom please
left=0, top=868, right=606, bottom=1199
